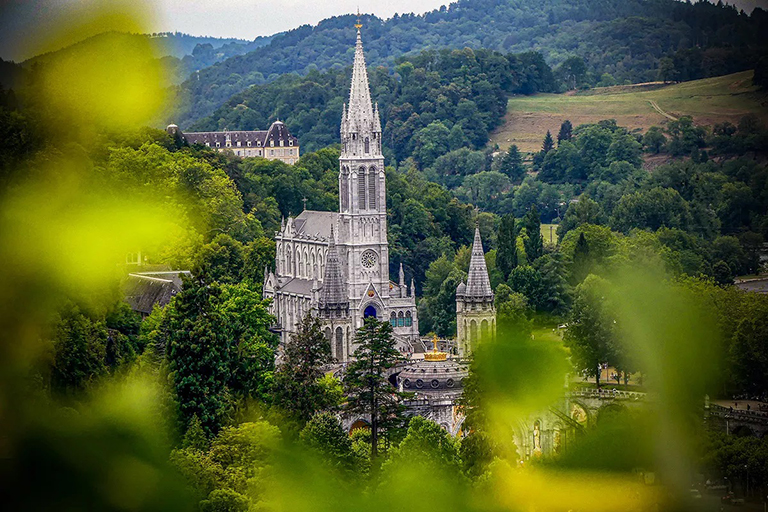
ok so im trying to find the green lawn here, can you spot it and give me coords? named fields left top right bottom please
left=541, top=223, right=558, bottom=246
left=490, top=71, right=768, bottom=152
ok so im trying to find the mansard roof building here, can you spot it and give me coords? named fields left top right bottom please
left=166, top=120, right=300, bottom=164
left=263, top=27, right=419, bottom=361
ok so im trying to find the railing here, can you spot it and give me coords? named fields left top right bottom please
left=568, top=387, right=647, bottom=401
left=709, top=404, right=768, bottom=424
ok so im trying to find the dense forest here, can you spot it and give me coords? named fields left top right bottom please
left=168, top=0, right=768, bottom=126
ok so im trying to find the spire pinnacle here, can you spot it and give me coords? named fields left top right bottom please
left=319, top=227, right=347, bottom=309
left=399, top=262, right=405, bottom=286
left=465, top=227, right=493, bottom=299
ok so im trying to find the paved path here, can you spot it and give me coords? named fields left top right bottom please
left=648, top=99, right=678, bottom=121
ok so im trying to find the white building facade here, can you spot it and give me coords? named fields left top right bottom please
left=263, top=27, right=419, bottom=360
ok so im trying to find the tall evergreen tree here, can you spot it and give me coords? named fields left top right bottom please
left=522, top=206, right=544, bottom=262
left=499, top=144, right=525, bottom=182
left=542, top=130, right=555, bottom=153
left=343, top=318, right=406, bottom=461
left=571, top=232, right=591, bottom=285
left=557, top=120, right=573, bottom=145
left=496, top=214, right=518, bottom=280
left=166, top=274, right=232, bottom=437
left=273, top=313, right=334, bottom=426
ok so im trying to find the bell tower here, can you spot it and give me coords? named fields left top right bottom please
left=337, top=21, right=389, bottom=319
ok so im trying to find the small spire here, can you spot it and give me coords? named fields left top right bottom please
left=399, top=262, right=405, bottom=286
left=465, top=227, right=493, bottom=299
left=319, top=226, right=347, bottom=309
left=410, top=277, right=415, bottom=297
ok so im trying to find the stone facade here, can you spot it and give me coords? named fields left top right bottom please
left=456, top=227, right=496, bottom=357
left=167, top=121, right=300, bottom=164
left=263, top=27, right=419, bottom=359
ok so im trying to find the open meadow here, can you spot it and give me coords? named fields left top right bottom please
left=490, top=71, right=768, bottom=153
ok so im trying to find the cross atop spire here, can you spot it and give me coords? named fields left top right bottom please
left=355, top=8, right=362, bottom=31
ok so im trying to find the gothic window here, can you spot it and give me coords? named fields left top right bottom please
left=405, top=311, right=412, bottom=327
left=364, top=137, right=370, bottom=154
left=390, top=312, right=397, bottom=327
left=358, top=168, right=366, bottom=209
left=368, top=167, right=377, bottom=209
left=397, top=311, right=404, bottom=327
left=341, top=167, right=349, bottom=211
left=361, top=250, right=377, bottom=269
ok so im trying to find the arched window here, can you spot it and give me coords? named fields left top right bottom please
left=364, top=137, right=370, bottom=154
left=368, top=167, right=377, bottom=209
left=341, top=166, right=349, bottom=211
left=286, top=250, right=292, bottom=276
left=390, top=312, right=397, bottom=327
left=405, top=311, right=412, bottom=327
left=358, top=167, right=366, bottom=210
left=397, top=311, right=404, bottom=327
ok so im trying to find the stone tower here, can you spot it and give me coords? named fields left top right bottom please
left=337, top=25, right=389, bottom=318
left=456, top=227, right=496, bottom=357
left=317, top=228, right=354, bottom=361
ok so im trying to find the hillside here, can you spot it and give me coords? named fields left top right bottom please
left=490, top=70, right=768, bottom=152
left=167, top=0, right=768, bottom=127
left=21, top=31, right=273, bottom=86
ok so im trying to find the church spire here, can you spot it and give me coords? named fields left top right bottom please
left=319, top=227, right=347, bottom=308
left=465, top=227, right=493, bottom=299
left=346, top=22, right=376, bottom=138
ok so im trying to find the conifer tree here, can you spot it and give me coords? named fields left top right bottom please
left=496, top=214, right=517, bottom=280
left=273, top=313, right=334, bottom=426
left=557, top=120, right=573, bottom=145
left=499, top=144, right=525, bottom=182
left=542, top=130, right=555, bottom=153
left=522, top=206, right=544, bottom=262
left=166, top=273, right=231, bottom=437
left=343, top=318, right=406, bottom=461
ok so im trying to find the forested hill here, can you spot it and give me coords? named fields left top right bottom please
left=168, top=0, right=768, bottom=127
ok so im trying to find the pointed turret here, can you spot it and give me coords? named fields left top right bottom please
left=410, top=278, right=415, bottom=298
left=318, top=227, right=347, bottom=309
left=347, top=27, right=375, bottom=132
left=465, top=227, right=493, bottom=299
left=399, top=262, right=405, bottom=287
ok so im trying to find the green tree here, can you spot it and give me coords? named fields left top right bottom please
left=522, top=206, right=544, bottom=262
left=542, top=130, right=555, bottom=153
left=498, top=144, right=525, bottom=182
left=194, top=234, right=245, bottom=284
left=557, top=198, right=606, bottom=241
left=343, top=318, right=406, bottom=461
left=166, top=274, right=232, bottom=437
left=643, top=126, right=667, bottom=154
left=564, top=274, right=615, bottom=386
left=273, top=313, right=335, bottom=426
left=557, top=120, right=573, bottom=145
left=381, top=416, right=462, bottom=479
left=300, top=412, right=358, bottom=474
left=557, top=56, right=588, bottom=89
left=496, top=214, right=517, bottom=280
left=50, top=303, right=109, bottom=394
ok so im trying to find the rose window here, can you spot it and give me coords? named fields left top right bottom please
left=361, top=250, right=377, bottom=269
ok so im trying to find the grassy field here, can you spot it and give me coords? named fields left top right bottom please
left=490, top=71, right=768, bottom=153
left=541, top=223, right=558, bottom=246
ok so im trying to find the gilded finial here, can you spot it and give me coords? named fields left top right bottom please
left=355, top=8, right=363, bottom=30
left=425, top=334, right=447, bottom=362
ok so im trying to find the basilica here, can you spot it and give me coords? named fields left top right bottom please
left=263, top=25, right=497, bottom=364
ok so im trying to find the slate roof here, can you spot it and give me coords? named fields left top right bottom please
left=463, top=228, right=494, bottom=299
left=293, top=210, right=339, bottom=239
left=181, top=121, right=298, bottom=148
left=277, top=277, right=315, bottom=296
left=123, top=271, right=189, bottom=315
left=319, top=229, right=347, bottom=308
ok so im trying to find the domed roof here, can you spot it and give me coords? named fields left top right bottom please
left=398, top=359, right=467, bottom=393
left=456, top=281, right=466, bottom=295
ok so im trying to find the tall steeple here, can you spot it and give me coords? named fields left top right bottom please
left=465, top=227, right=494, bottom=299
left=346, top=26, right=375, bottom=134
left=340, top=21, right=382, bottom=160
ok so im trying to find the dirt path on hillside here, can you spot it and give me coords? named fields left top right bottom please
left=648, top=100, right=678, bottom=121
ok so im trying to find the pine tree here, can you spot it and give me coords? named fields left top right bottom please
left=541, top=130, right=555, bottom=153
left=496, top=214, right=517, bottom=280
left=166, top=273, right=232, bottom=437
left=571, top=232, right=591, bottom=285
left=343, top=318, right=406, bottom=461
left=522, top=206, right=544, bottom=262
left=273, top=313, right=334, bottom=426
left=499, top=144, right=525, bottom=182
left=557, top=120, right=573, bottom=145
